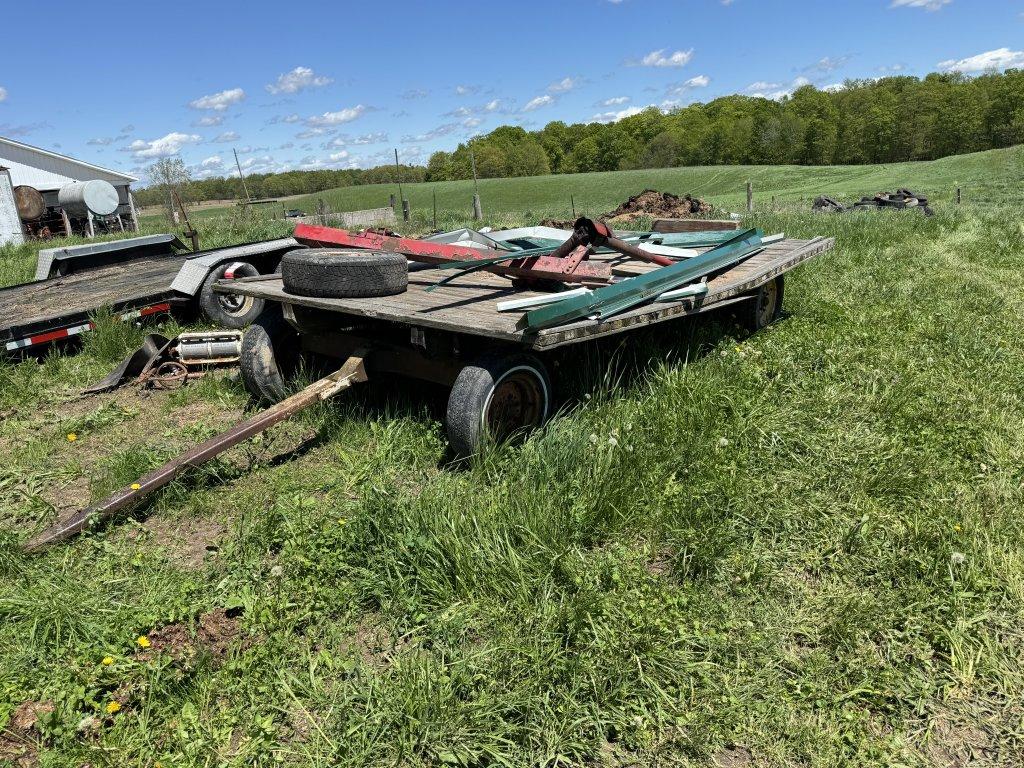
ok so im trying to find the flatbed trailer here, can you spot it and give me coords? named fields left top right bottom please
left=24, top=232, right=834, bottom=550
left=220, top=234, right=834, bottom=455
left=0, top=236, right=299, bottom=354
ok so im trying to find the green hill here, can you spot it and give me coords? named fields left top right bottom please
left=259, top=146, right=1023, bottom=222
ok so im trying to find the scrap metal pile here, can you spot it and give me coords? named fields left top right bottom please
left=291, top=216, right=775, bottom=331
left=813, top=188, right=934, bottom=216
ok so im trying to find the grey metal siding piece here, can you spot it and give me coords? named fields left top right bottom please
left=33, top=234, right=185, bottom=280
left=169, top=239, right=299, bottom=296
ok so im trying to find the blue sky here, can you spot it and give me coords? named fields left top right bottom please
left=1, top=0, right=1021, bottom=184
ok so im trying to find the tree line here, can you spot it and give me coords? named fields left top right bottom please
left=137, top=70, right=1024, bottom=206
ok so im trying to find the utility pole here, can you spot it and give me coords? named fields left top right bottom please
left=394, top=148, right=408, bottom=221
left=234, top=148, right=251, bottom=202
left=471, top=149, right=482, bottom=220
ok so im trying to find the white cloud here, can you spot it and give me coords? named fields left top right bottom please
left=599, top=96, right=630, bottom=107
left=189, top=87, right=245, bottom=111
left=591, top=106, right=644, bottom=123
left=462, top=117, right=482, bottom=130
left=891, top=0, right=951, bottom=9
left=201, top=155, right=223, bottom=168
left=0, top=87, right=6, bottom=102
left=803, top=56, right=852, bottom=74
left=444, top=106, right=474, bottom=117
left=639, top=48, right=694, bottom=68
left=939, top=47, right=1024, bottom=73
left=212, top=131, right=241, bottom=143
left=401, top=123, right=459, bottom=143
left=484, top=99, right=501, bottom=111
left=747, top=76, right=810, bottom=100
left=329, top=150, right=349, bottom=162
left=306, top=105, right=367, bottom=126
left=266, top=66, right=332, bottom=95
left=87, top=137, right=113, bottom=146
left=128, top=132, right=202, bottom=158
left=548, top=77, right=581, bottom=93
left=454, top=84, right=479, bottom=96
left=666, top=75, right=710, bottom=96
left=193, top=115, right=224, bottom=127
left=522, top=94, right=554, bottom=112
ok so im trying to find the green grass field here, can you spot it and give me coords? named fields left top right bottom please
left=143, top=145, right=1024, bottom=226
left=2, top=148, right=1024, bottom=766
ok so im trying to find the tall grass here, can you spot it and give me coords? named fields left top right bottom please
left=0, top=162, right=1022, bottom=765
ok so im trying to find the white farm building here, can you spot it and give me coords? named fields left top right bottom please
left=0, top=136, right=139, bottom=234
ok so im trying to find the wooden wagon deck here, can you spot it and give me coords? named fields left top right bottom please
left=223, top=236, right=834, bottom=350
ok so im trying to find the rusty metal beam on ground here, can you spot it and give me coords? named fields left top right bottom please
left=23, top=354, right=369, bottom=553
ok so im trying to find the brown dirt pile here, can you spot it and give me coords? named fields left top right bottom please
left=604, top=189, right=712, bottom=224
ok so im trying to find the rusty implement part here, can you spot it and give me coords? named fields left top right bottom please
left=572, top=217, right=675, bottom=267
left=23, top=354, right=369, bottom=553
left=293, top=223, right=612, bottom=285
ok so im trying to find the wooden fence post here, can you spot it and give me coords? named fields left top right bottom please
left=746, top=181, right=753, bottom=213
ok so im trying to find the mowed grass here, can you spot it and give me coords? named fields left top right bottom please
left=143, top=145, right=1024, bottom=226
left=1, top=152, right=1024, bottom=765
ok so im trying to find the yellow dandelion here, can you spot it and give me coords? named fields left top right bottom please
left=954, top=524, right=962, bottom=532
left=105, top=701, right=121, bottom=714
left=130, top=483, right=141, bottom=490
left=101, top=656, right=114, bottom=666
left=338, top=518, right=347, bottom=526
left=67, top=433, right=78, bottom=442
left=137, top=635, right=151, bottom=648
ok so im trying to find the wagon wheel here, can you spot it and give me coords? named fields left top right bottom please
left=739, top=275, right=785, bottom=332
left=446, top=351, right=552, bottom=457
left=199, top=261, right=266, bottom=328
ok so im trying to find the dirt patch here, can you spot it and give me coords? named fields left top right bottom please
left=646, top=548, right=674, bottom=578
left=540, top=190, right=714, bottom=231
left=921, top=713, right=997, bottom=767
left=713, top=746, right=752, bottom=768
left=39, top=475, right=91, bottom=518
left=0, top=701, right=52, bottom=767
left=604, top=189, right=712, bottom=225
left=127, top=515, right=228, bottom=569
left=340, top=616, right=408, bottom=669
left=139, top=607, right=244, bottom=663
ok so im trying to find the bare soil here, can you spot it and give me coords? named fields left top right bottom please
left=604, top=189, right=712, bottom=225
left=139, top=607, right=244, bottom=663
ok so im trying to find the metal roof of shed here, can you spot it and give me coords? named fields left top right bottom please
left=0, top=136, right=138, bottom=191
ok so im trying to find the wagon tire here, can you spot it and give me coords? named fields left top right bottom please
left=446, top=351, right=552, bottom=458
left=199, top=261, right=265, bottom=328
left=240, top=309, right=300, bottom=405
left=281, top=249, right=407, bottom=299
left=739, top=275, right=784, bottom=332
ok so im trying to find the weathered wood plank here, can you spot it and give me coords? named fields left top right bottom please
left=225, top=238, right=833, bottom=350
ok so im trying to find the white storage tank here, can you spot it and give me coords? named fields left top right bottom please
left=58, top=179, right=119, bottom=217
left=0, top=167, right=26, bottom=246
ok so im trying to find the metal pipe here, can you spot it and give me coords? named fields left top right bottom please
left=24, top=354, right=368, bottom=552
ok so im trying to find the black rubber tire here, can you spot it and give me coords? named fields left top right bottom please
left=281, top=249, right=407, bottom=299
left=240, top=309, right=300, bottom=405
left=199, top=261, right=265, bottom=328
left=446, top=351, right=552, bottom=458
left=739, top=275, right=784, bottom=332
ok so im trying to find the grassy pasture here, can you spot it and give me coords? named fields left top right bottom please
left=142, top=145, right=1024, bottom=225
left=1, top=148, right=1023, bottom=766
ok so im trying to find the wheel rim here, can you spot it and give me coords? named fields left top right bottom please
left=218, top=292, right=253, bottom=316
left=483, top=368, right=547, bottom=442
left=757, top=280, right=778, bottom=327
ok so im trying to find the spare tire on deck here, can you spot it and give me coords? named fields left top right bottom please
left=281, top=248, right=408, bottom=299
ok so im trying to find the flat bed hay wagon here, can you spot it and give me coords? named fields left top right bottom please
left=221, top=229, right=833, bottom=454
left=25, top=224, right=833, bottom=551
